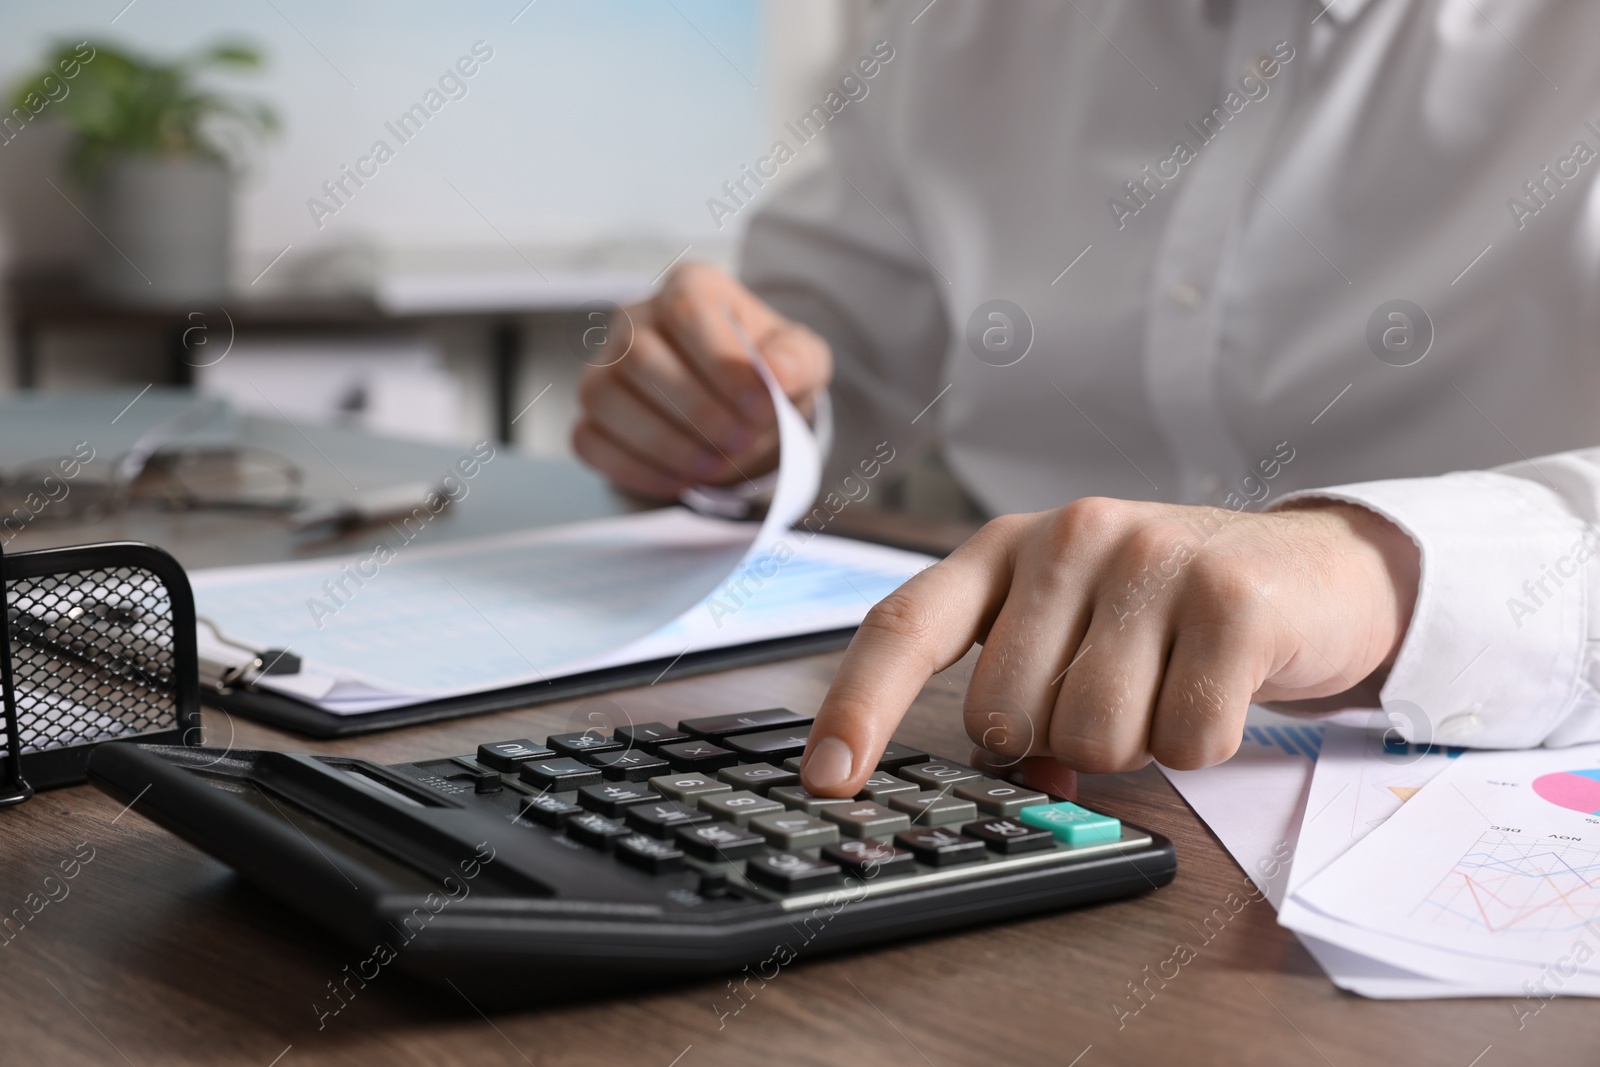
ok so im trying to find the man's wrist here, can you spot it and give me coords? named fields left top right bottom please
left=1283, top=500, right=1422, bottom=670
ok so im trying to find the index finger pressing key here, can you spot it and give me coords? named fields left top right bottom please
left=800, top=527, right=1016, bottom=796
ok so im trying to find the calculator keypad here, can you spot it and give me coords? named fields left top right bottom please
left=647, top=772, right=731, bottom=802
left=566, top=812, right=631, bottom=849
left=698, top=790, right=785, bottom=826
left=587, top=749, right=671, bottom=782
left=747, top=852, right=842, bottom=892
left=953, top=778, right=1051, bottom=817
left=547, top=732, right=623, bottom=758
left=446, top=709, right=1141, bottom=906
left=616, top=834, right=686, bottom=873
left=748, top=811, right=839, bottom=850
left=766, top=785, right=852, bottom=815
left=477, top=739, right=555, bottom=771
left=519, top=757, right=603, bottom=792
left=822, top=801, right=912, bottom=838
left=718, top=763, right=800, bottom=794
left=896, top=827, right=988, bottom=867
left=888, top=791, right=977, bottom=826
left=658, top=741, right=739, bottom=772
left=625, top=800, right=712, bottom=837
left=677, top=821, right=767, bottom=860
left=577, top=780, right=657, bottom=817
left=823, top=839, right=917, bottom=877
left=899, top=761, right=984, bottom=789
left=855, top=772, right=918, bottom=801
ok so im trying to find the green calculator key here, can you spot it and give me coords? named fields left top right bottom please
left=1017, top=801, right=1121, bottom=846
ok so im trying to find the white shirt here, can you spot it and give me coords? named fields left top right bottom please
left=739, top=0, right=1600, bottom=749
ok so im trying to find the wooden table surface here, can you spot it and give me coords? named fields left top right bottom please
left=2, top=423, right=1595, bottom=1066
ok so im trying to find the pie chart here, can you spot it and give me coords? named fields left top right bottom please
left=1532, top=769, right=1600, bottom=814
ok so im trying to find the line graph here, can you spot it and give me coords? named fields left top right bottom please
left=1415, top=830, right=1600, bottom=935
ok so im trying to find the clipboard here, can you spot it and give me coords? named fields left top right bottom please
left=190, top=505, right=946, bottom=741
left=203, top=627, right=856, bottom=738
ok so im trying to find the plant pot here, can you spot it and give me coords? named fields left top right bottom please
left=86, top=157, right=231, bottom=304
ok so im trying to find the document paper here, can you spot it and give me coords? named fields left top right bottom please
left=190, top=342, right=932, bottom=713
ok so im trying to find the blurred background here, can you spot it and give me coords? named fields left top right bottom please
left=0, top=0, right=871, bottom=454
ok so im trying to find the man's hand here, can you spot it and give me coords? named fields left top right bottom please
left=799, top=498, right=1421, bottom=796
left=572, top=262, right=832, bottom=499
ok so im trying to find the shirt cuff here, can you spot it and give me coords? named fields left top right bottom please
left=1270, top=472, right=1587, bottom=748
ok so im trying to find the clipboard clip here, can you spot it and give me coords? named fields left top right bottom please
left=197, top=617, right=301, bottom=693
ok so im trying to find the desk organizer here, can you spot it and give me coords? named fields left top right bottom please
left=0, top=541, right=200, bottom=803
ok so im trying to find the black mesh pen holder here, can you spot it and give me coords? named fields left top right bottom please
left=0, top=540, right=200, bottom=803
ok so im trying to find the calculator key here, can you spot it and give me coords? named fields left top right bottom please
left=519, top=757, right=603, bottom=792
left=875, top=742, right=932, bottom=772
left=953, top=778, right=1052, bottom=817
left=887, top=791, right=977, bottom=827
left=565, top=812, right=631, bottom=850
left=855, top=772, right=918, bottom=801
left=718, top=763, right=800, bottom=794
left=679, top=708, right=811, bottom=739
left=1018, top=801, right=1122, bottom=846
left=658, top=740, right=740, bottom=772
left=546, top=732, right=624, bottom=758
left=822, top=839, right=917, bottom=878
left=648, top=772, right=732, bottom=802
left=625, top=800, right=712, bottom=838
left=615, top=722, right=690, bottom=751
left=615, top=834, right=686, bottom=874
left=768, top=785, right=853, bottom=815
left=676, top=821, right=767, bottom=860
left=746, top=852, right=842, bottom=893
left=748, top=811, right=839, bottom=850
left=576, top=781, right=659, bottom=817
left=721, top=728, right=815, bottom=762
left=442, top=764, right=502, bottom=794
left=512, top=792, right=581, bottom=829
left=782, top=756, right=804, bottom=773
left=821, top=801, right=912, bottom=838
left=586, top=749, right=671, bottom=782
left=895, top=827, right=988, bottom=867
left=697, top=869, right=731, bottom=897
left=697, top=790, right=785, bottom=826
left=476, top=739, right=555, bottom=772
left=899, top=761, right=984, bottom=789
left=962, top=817, right=1056, bottom=854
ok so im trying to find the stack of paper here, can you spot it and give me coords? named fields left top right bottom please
left=191, top=509, right=934, bottom=714
left=1163, top=709, right=1600, bottom=1001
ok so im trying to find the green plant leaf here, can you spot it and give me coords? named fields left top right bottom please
left=9, top=38, right=279, bottom=181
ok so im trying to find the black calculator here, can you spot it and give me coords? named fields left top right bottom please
left=87, top=708, right=1175, bottom=1005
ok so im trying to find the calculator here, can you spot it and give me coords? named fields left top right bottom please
left=86, top=708, right=1175, bottom=1005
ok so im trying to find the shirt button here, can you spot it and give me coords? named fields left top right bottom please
left=1170, top=280, right=1204, bottom=310
left=1437, top=710, right=1484, bottom=742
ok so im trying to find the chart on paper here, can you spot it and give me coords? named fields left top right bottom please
left=1532, top=768, right=1600, bottom=814
left=1415, top=829, right=1600, bottom=936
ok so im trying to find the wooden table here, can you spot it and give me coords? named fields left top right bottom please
left=1, top=426, right=1594, bottom=1066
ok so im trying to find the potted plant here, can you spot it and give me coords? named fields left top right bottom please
left=10, top=40, right=278, bottom=303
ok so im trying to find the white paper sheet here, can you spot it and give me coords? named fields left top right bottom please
left=190, top=351, right=930, bottom=713
left=1271, top=724, right=1517, bottom=997
left=1159, top=709, right=1499, bottom=998
left=1290, top=743, right=1600, bottom=992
